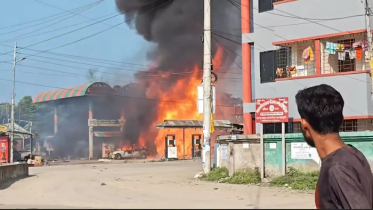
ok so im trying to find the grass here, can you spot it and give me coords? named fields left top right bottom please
left=269, top=167, right=319, bottom=190
left=200, top=167, right=261, bottom=184
left=200, top=166, right=319, bottom=190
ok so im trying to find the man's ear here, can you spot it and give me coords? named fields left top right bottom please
left=300, top=119, right=310, bottom=131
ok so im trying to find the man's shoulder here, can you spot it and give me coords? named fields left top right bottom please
left=322, top=146, right=370, bottom=171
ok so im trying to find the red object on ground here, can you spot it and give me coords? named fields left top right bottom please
left=0, top=136, right=9, bottom=163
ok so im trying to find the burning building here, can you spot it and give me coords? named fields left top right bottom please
left=32, top=0, right=243, bottom=160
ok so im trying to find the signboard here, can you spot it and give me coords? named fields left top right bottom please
left=255, top=97, right=289, bottom=123
left=88, top=119, right=126, bottom=127
left=197, top=85, right=216, bottom=114
left=0, top=125, right=7, bottom=132
left=220, top=144, right=228, bottom=160
left=0, top=136, right=9, bottom=163
left=291, top=142, right=319, bottom=161
left=167, top=147, right=177, bottom=159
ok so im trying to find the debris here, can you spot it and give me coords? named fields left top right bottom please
left=213, top=187, right=218, bottom=190
left=101, top=183, right=106, bottom=186
left=194, top=172, right=204, bottom=179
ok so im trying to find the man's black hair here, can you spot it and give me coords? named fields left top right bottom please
left=295, top=84, right=344, bottom=134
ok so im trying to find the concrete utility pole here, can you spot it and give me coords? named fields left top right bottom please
left=10, top=43, right=25, bottom=163
left=10, top=42, right=17, bottom=163
left=365, top=0, right=373, bottom=54
left=202, top=0, right=212, bottom=173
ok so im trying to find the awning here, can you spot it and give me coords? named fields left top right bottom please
left=155, top=120, right=238, bottom=130
left=33, top=82, right=116, bottom=103
left=33, top=83, right=91, bottom=103
left=93, top=131, right=122, bottom=138
left=0, top=123, right=33, bottom=137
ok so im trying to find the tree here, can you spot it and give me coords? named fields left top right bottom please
left=86, top=68, right=104, bottom=83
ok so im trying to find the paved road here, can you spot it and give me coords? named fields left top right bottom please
left=0, top=161, right=315, bottom=209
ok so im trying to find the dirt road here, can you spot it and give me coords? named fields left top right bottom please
left=0, top=161, right=315, bottom=209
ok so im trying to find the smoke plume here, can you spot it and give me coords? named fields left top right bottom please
left=115, top=0, right=242, bottom=149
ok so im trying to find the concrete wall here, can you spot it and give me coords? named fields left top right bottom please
left=217, top=132, right=373, bottom=177
left=0, top=163, right=29, bottom=183
left=242, top=0, right=373, bottom=119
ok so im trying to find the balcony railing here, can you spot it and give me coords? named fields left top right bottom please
left=320, top=32, right=369, bottom=74
left=275, top=40, right=316, bottom=79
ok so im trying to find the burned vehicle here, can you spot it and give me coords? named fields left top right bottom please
left=108, top=144, right=149, bottom=159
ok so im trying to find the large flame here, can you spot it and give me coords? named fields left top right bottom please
left=137, top=46, right=224, bottom=159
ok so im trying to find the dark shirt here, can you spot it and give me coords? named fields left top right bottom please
left=315, top=145, right=373, bottom=209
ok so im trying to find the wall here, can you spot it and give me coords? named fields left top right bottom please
left=0, top=163, right=29, bottom=183
left=242, top=0, right=373, bottom=119
left=217, top=132, right=373, bottom=177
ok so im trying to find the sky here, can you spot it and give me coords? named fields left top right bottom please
left=0, top=0, right=245, bottom=104
left=0, top=0, right=151, bottom=103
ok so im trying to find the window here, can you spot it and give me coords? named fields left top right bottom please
left=276, top=46, right=292, bottom=78
left=338, top=39, right=356, bottom=72
left=340, top=119, right=357, bottom=132
left=258, top=0, right=274, bottom=13
left=260, top=50, right=276, bottom=83
left=263, top=121, right=297, bottom=134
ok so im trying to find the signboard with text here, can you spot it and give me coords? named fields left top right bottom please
left=88, top=119, right=126, bottom=127
left=255, top=97, right=289, bottom=123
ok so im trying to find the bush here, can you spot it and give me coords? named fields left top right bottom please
left=228, top=169, right=261, bottom=184
left=200, top=167, right=261, bottom=184
left=200, top=167, right=229, bottom=181
left=270, top=167, right=319, bottom=190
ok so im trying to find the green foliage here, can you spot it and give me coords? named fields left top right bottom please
left=200, top=167, right=261, bottom=184
left=228, top=169, right=261, bottom=184
left=270, top=167, right=319, bottom=190
left=201, top=167, right=229, bottom=181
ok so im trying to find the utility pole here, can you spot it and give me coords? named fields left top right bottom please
left=365, top=0, right=373, bottom=53
left=10, top=42, right=17, bottom=163
left=202, top=0, right=212, bottom=173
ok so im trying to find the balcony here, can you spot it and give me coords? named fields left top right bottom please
left=321, top=32, right=369, bottom=74
left=275, top=40, right=316, bottom=79
left=275, top=32, right=370, bottom=80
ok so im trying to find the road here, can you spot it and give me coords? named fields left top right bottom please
left=0, top=160, right=315, bottom=209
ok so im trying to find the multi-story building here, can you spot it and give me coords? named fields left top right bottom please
left=241, top=0, right=373, bottom=134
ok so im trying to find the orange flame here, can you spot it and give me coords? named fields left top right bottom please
left=138, top=46, right=224, bottom=159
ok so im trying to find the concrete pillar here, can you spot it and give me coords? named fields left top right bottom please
left=53, top=105, right=58, bottom=135
left=88, top=100, right=93, bottom=160
left=120, top=108, right=125, bottom=132
left=242, top=0, right=253, bottom=134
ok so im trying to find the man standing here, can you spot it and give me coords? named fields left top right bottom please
left=295, top=84, right=373, bottom=209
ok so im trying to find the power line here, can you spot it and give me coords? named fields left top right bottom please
left=0, top=0, right=103, bottom=37
left=0, top=1, right=104, bottom=44
left=32, top=0, right=129, bottom=32
left=0, top=12, right=118, bottom=44
left=0, top=0, right=101, bottom=30
left=19, top=0, right=173, bottom=60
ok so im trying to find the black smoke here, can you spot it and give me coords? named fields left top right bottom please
left=115, top=0, right=242, bottom=152
left=115, top=0, right=241, bottom=72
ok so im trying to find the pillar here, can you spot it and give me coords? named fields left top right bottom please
left=88, top=100, right=93, bottom=160
left=315, top=39, right=321, bottom=75
left=54, top=104, right=58, bottom=135
left=120, top=108, right=125, bottom=132
left=242, top=0, right=253, bottom=134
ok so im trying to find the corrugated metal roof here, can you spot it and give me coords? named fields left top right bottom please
left=1, top=123, right=33, bottom=136
left=155, top=120, right=236, bottom=129
left=33, top=83, right=92, bottom=103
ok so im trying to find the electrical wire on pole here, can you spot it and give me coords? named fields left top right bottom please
left=202, top=0, right=212, bottom=173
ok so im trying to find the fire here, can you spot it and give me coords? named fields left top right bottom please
left=138, top=46, right=224, bottom=159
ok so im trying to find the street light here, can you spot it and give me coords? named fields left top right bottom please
left=10, top=41, right=26, bottom=163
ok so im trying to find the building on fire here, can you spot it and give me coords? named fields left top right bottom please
left=32, top=82, right=137, bottom=159
left=241, top=0, right=373, bottom=134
